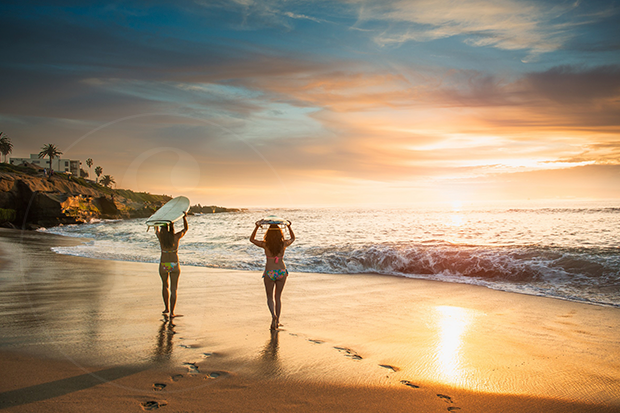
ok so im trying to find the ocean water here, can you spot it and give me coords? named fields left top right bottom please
left=42, top=200, right=620, bottom=307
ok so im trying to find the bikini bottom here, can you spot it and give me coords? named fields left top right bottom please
left=263, top=269, right=288, bottom=281
left=160, top=262, right=179, bottom=272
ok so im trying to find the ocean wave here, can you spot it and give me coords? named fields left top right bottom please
left=504, top=207, right=620, bottom=214
left=48, top=238, right=620, bottom=306
left=288, top=243, right=620, bottom=306
left=42, top=205, right=620, bottom=307
left=293, top=244, right=620, bottom=284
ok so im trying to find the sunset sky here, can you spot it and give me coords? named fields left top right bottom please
left=1, top=0, right=619, bottom=207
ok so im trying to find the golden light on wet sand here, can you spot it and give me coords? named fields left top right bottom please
left=434, top=305, right=475, bottom=384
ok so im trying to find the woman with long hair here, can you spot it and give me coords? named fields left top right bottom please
left=155, top=213, right=188, bottom=318
left=250, top=220, right=295, bottom=330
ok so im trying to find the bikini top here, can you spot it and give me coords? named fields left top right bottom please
left=266, top=256, right=283, bottom=263
left=161, top=249, right=178, bottom=254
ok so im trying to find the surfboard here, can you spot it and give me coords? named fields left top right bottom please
left=258, top=215, right=290, bottom=227
left=146, top=196, right=190, bottom=227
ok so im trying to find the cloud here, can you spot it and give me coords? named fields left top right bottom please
left=348, top=0, right=614, bottom=60
left=283, top=11, right=323, bottom=23
left=475, top=164, right=620, bottom=200
left=409, top=65, right=620, bottom=130
left=0, top=7, right=328, bottom=120
left=236, top=57, right=620, bottom=132
left=195, top=0, right=328, bottom=29
left=1, top=2, right=618, bottom=206
left=524, top=64, right=620, bottom=103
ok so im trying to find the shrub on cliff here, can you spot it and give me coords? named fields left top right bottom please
left=0, top=208, right=16, bottom=223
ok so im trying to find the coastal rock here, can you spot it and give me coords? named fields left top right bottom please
left=59, top=195, right=122, bottom=222
left=1, top=164, right=242, bottom=228
left=188, top=204, right=244, bottom=214
left=1, top=178, right=69, bottom=227
left=0, top=165, right=169, bottom=228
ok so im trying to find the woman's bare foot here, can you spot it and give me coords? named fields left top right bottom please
left=162, top=309, right=169, bottom=314
left=270, top=317, right=277, bottom=330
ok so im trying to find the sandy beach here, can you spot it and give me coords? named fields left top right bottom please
left=1, top=228, right=619, bottom=412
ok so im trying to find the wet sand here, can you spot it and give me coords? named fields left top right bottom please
left=1, top=228, right=619, bottom=412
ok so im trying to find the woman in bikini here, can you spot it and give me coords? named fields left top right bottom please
left=250, top=221, right=295, bottom=330
left=155, top=213, right=188, bottom=318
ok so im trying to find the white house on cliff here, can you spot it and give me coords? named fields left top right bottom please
left=10, top=154, right=81, bottom=175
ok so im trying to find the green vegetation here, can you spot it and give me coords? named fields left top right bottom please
left=100, top=174, right=115, bottom=188
left=0, top=133, right=13, bottom=163
left=0, top=163, right=170, bottom=206
left=38, top=143, right=63, bottom=172
left=86, top=158, right=93, bottom=177
left=94, top=166, right=102, bottom=183
left=0, top=162, right=39, bottom=176
left=0, top=208, right=16, bottom=222
left=114, top=189, right=170, bottom=204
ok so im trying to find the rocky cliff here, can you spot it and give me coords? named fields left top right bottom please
left=0, top=164, right=171, bottom=229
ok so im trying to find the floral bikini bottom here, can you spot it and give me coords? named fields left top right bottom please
left=160, top=262, right=179, bottom=272
left=263, top=269, right=288, bottom=281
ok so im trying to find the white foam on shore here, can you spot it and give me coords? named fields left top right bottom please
left=44, top=204, right=620, bottom=307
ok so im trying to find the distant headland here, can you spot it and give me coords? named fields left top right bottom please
left=0, top=163, right=243, bottom=230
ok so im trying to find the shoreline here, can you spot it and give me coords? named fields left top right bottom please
left=1, top=228, right=620, bottom=411
left=37, top=225, right=620, bottom=310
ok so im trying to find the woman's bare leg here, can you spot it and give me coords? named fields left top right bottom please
left=263, top=277, right=277, bottom=329
left=169, top=268, right=180, bottom=317
left=274, top=277, right=286, bottom=326
left=159, top=267, right=170, bottom=314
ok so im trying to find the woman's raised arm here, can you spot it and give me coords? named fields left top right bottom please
left=285, top=221, right=295, bottom=246
left=250, top=221, right=265, bottom=248
left=177, top=213, right=189, bottom=239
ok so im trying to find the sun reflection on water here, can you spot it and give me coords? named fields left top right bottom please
left=434, top=306, right=474, bottom=384
left=448, top=214, right=464, bottom=227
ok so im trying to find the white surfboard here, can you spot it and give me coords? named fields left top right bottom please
left=259, top=215, right=290, bottom=227
left=146, top=196, right=190, bottom=227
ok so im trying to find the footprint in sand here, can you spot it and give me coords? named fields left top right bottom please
left=308, top=339, right=324, bottom=344
left=437, top=394, right=454, bottom=403
left=141, top=400, right=167, bottom=410
left=183, top=362, right=200, bottom=373
left=202, top=352, right=214, bottom=358
left=379, top=364, right=400, bottom=372
left=447, top=407, right=461, bottom=411
left=334, top=346, right=363, bottom=360
left=204, top=371, right=228, bottom=380
left=153, top=383, right=167, bottom=391
left=170, top=374, right=183, bottom=382
left=400, top=380, right=420, bottom=389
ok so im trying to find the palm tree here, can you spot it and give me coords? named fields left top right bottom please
left=0, top=133, right=13, bottom=163
left=86, top=158, right=93, bottom=178
left=94, top=166, right=103, bottom=183
left=38, top=143, right=63, bottom=172
left=100, top=175, right=115, bottom=188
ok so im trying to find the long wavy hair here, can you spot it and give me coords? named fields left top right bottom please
left=264, top=224, right=284, bottom=256
left=160, top=222, right=175, bottom=250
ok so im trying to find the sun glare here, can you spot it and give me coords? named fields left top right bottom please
left=434, top=306, right=474, bottom=384
left=450, top=200, right=463, bottom=211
